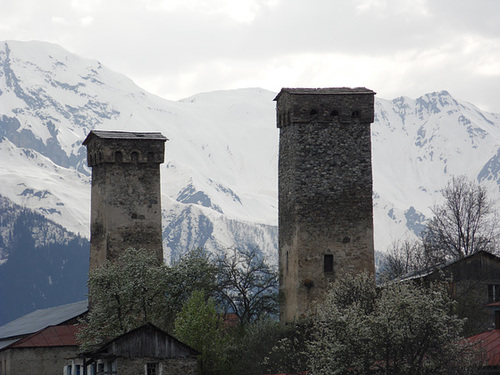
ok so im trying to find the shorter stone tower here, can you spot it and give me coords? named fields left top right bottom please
left=275, top=88, right=376, bottom=322
left=83, top=130, right=167, bottom=270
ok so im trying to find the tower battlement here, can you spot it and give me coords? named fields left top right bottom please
left=84, top=130, right=166, bottom=166
left=275, top=87, right=375, bottom=127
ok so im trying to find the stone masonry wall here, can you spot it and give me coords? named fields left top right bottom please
left=276, top=88, right=375, bottom=322
left=0, top=346, right=78, bottom=375
left=84, top=132, right=166, bottom=270
left=117, top=357, right=199, bottom=375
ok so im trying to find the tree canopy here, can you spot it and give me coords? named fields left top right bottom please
left=423, top=175, right=498, bottom=261
left=382, top=176, right=499, bottom=281
left=174, top=290, right=231, bottom=375
left=77, top=246, right=279, bottom=354
left=307, top=273, right=480, bottom=375
left=77, top=248, right=169, bottom=351
left=77, top=247, right=218, bottom=351
left=216, top=247, right=278, bottom=326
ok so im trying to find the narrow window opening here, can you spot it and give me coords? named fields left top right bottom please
left=131, top=151, right=139, bottom=163
left=324, top=254, right=334, bottom=273
left=352, top=110, right=361, bottom=117
left=331, top=110, right=339, bottom=116
left=489, top=284, right=500, bottom=303
left=147, top=152, right=155, bottom=163
left=309, top=109, right=318, bottom=115
left=115, top=151, right=123, bottom=163
left=286, top=251, right=289, bottom=273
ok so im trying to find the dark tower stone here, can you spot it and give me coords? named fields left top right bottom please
left=275, top=88, right=376, bottom=322
left=83, top=130, right=167, bottom=270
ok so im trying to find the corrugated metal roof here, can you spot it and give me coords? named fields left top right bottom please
left=0, top=300, right=88, bottom=340
left=467, top=330, right=500, bottom=366
left=9, top=325, right=79, bottom=348
left=0, top=339, right=19, bottom=350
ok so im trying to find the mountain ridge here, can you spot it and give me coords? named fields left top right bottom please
left=2, top=40, right=500, bottom=264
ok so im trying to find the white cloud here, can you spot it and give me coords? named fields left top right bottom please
left=144, top=0, right=275, bottom=23
left=0, top=0, right=499, bottom=112
left=51, top=16, right=68, bottom=26
left=70, top=0, right=102, bottom=13
left=80, top=16, right=94, bottom=26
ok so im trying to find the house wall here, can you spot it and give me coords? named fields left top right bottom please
left=424, top=253, right=500, bottom=333
left=0, top=346, right=78, bottom=375
left=116, top=357, right=198, bottom=375
left=276, top=88, right=376, bottom=322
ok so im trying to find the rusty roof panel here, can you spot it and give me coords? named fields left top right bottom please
left=11, top=325, right=79, bottom=348
left=466, top=330, right=500, bottom=366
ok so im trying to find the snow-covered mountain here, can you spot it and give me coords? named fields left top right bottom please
left=372, top=93, right=500, bottom=248
left=0, top=40, right=278, bottom=263
left=1, top=40, right=500, bottom=267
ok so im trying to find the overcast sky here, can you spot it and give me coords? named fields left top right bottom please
left=2, top=0, right=499, bottom=112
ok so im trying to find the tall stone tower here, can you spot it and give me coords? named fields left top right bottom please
left=83, top=130, right=167, bottom=270
left=275, top=88, right=376, bottom=322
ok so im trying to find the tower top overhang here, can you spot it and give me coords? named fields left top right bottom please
left=83, top=130, right=168, bottom=145
left=274, top=87, right=376, bottom=101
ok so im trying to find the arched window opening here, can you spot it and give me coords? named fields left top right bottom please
left=115, top=151, right=123, bottom=163
left=131, top=151, right=139, bottom=163
left=324, top=254, right=334, bottom=273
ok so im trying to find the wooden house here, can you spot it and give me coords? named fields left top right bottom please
left=79, top=323, right=199, bottom=375
left=400, top=250, right=500, bottom=334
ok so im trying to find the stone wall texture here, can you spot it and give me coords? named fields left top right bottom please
left=275, top=88, right=376, bottom=322
left=0, top=346, right=78, bottom=375
left=117, top=357, right=199, bottom=375
left=83, top=131, right=167, bottom=270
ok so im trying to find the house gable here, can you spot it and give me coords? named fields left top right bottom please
left=90, top=324, right=198, bottom=360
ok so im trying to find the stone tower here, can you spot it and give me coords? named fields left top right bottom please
left=275, top=88, right=376, bottom=322
left=83, top=130, right=167, bottom=270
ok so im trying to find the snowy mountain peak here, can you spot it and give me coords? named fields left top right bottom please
left=1, top=40, right=500, bottom=262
